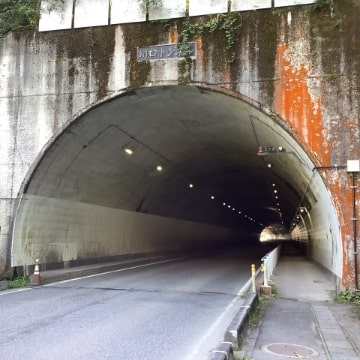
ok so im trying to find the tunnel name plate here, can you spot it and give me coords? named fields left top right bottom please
left=137, top=43, right=196, bottom=61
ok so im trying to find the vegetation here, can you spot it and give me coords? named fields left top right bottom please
left=8, top=276, right=29, bottom=289
left=0, top=0, right=40, bottom=38
left=179, top=13, right=241, bottom=63
left=334, top=290, right=360, bottom=304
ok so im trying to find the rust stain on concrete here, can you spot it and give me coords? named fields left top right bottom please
left=329, top=179, right=355, bottom=288
left=274, top=42, right=330, bottom=166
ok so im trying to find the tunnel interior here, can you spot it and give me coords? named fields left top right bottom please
left=12, top=85, right=327, bottom=268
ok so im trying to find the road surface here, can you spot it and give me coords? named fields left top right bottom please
left=0, top=247, right=270, bottom=360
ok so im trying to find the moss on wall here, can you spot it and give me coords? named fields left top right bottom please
left=45, top=27, right=116, bottom=99
left=122, top=22, right=169, bottom=89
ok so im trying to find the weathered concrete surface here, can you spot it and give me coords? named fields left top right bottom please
left=0, top=1, right=359, bottom=289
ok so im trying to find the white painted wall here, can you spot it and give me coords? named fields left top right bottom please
left=231, top=0, right=271, bottom=11
left=39, top=0, right=73, bottom=32
left=111, top=0, right=145, bottom=24
left=291, top=174, right=342, bottom=279
left=188, top=0, right=228, bottom=17
left=274, top=0, right=315, bottom=7
left=12, top=195, right=242, bottom=266
left=39, top=0, right=316, bottom=32
left=149, top=0, right=186, bottom=20
left=74, top=0, right=109, bottom=28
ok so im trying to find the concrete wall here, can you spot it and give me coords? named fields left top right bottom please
left=292, top=171, right=342, bottom=280
left=12, top=195, right=241, bottom=267
left=0, top=1, right=359, bottom=287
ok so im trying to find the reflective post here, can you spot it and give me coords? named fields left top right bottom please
left=251, top=263, right=256, bottom=293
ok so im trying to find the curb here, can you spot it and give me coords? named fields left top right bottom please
left=208, top=292, right=259, bottom=360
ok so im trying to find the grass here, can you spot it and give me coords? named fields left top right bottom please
left=8, top=277, right=29, bottom=289
left=334, top=290, right=360, bottom=304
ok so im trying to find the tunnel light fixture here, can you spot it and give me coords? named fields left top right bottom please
left=232, top=208, right=235, bottom=211
left=228, top=205, right=231, bottom=208
left=211, top=195, right=215, bottom=200
left=272, top=183, right=276, bottom=187
left=189, top=183, right=194, bottom=188
left=156, top=165, right=163, bottom=172
left=267, top=163, right=272, bottom=168
left=123, top=147, right=134, bottom=155
left=274, top=190, right=278, bottom=193
left=223, top=202, right=226, bottom=206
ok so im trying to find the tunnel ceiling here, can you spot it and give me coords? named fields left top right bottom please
left=26, top=86, right=314, bottom=234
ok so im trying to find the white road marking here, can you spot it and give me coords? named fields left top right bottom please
left=183, top=279, right=252, bottom=360
left=44, top=256, right=188, bottom=286
left=0, top=287, right=31, bottom=296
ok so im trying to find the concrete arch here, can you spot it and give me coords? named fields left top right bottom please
left=11, top=85, right=341, bottom=282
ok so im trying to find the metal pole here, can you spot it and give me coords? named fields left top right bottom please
left=351, top=172, right=358, bottom=290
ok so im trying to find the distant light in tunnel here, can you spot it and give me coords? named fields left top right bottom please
left=232, top=208, right=235, bottom=211
left=272, top=183, right=276, bottom=187
left=124, top=147, right=134, bottom=155
left=267, top=163, right=272, bottom=168
left=228, top=205, right=231, bottom=208
left=189, top=183, right=194, bottom=188
left=223, top=202, right=226, bottom=206
left=211, top=195, right=215, bottom=200
left=156, top=165, right=163, bottom=172
left=274, top=189, right=278, bottom=193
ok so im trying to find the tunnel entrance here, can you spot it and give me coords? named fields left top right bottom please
left=11, top=86, right=341, bottom=280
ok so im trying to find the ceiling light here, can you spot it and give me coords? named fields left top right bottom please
left=267, top=163, right=272, bottom=168
left=223, top=202, right=226, bottom=206
left=274, top=190, right=278, bottom=193
left=232, top=208, right=235, bottom=211
left=228, top=205, right=231, bottom=208
left=211, top=196, right=215, bottom=200
left=272, top=183, right=276, bottom=187
left=124, top=147, right=133, bottom=155
left=156, top=165, right=163, bottom=172
left=189, top=184, right=194, bottom=188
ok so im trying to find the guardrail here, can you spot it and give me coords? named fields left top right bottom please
left=261, top=244, right=282, bottom=288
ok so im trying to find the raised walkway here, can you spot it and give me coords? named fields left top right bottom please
left=240, top=253, right=360, bottom=360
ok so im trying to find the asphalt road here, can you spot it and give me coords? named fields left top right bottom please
left=0, top=247, right=270, bottom=360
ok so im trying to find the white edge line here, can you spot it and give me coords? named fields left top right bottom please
left=44, top=256, right=188, bottom=286
left=183, top=274, right=255, bottom=360
left=0, top=287, right=32, bottom=296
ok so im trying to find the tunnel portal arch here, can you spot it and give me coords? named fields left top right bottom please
left=11, top=85, right=342, bottom=281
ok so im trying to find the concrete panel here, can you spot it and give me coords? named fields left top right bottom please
left=189, top=0, right=228, bottom=17
left=149, top=0, right=186, bottom=21
left=12, top=195, right=241, bottom=266
left=74, top=0, right=109, bottom=28
left=38, top=0, right=74, bottom=32
left=231, top=0, right=271, bottom=11
left=111, top=0, right=146, bottom=24
left=274, top=0, right=315, bottom=7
